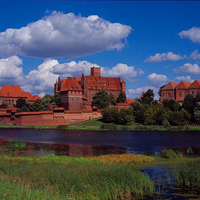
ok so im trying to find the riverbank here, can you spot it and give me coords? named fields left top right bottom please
left=1, top=118, right=200, bottom=131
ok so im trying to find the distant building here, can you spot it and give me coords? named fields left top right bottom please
left=54, top=67, right=127, bottom=111
left=0, top=85, right=40, bottom=107
left=160, top=80, right=200, bottom=104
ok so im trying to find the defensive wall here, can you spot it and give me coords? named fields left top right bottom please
left=0, top=108, right=101, bottom=126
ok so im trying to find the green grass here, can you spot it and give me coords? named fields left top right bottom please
left=160, top=149, right=183, bottom=159
left=174, top=158, right=200, bottom=187
left=0, top=155, right=155, bottom=199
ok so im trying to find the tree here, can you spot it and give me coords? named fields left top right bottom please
left=101, top=107, right=119, bottom=123
left=182, top=94, right=195, bottom=115
left=31, top=99, right=45, bottom=111
left=108, top=93, right=116, bottom=105
left=0, top=103, right=8, bottom=108
left=163, top=99, right=180, bottom=111
left=42, top=94, right=54, bottom=110
left=54, top=93, right=62, bottom=107
left=142, top=89, right=154, bottom=104
left=92, top=90, right=109, bottom=109
left=117, top=109, right=134, bottom=125
left=117, top=91, right=126, bottom=103
left=16, top=98, right=27, bottom=109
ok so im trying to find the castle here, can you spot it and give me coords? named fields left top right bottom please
left=160, top=80, right=200, bottom=104
left=0, top=85, right=40, bottom=107
left=54, top=67, right=127, bottom=110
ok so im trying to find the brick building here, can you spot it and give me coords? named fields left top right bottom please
left=160, top=80, right=200, bottom=104
left=54, top=67, right=126, bottom=111
left=0, top=85, right=40, bottom=107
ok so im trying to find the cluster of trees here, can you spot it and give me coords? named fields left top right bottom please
left=92, top=90, right=126, bottom=109
left=101, top=88, right=200, bottom=126
left=16, top=93, right=61, bottom=112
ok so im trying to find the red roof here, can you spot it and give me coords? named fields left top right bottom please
left=53, top=107, right=65, bottom=111
left=188, top=80, right=200, bottom=89
left=176, top=81, right=191, bottom=89
left=0, top=85, right=23, bottom=97
left=141, top=91, right=145, bottom=98
left=76, top=77, right=81, bottom=82
left=84, top=76, right=122, bottom=91
left=82, top=95, right=87, bottom=100
left=125, top=99, right=135, bottom=104
left=176, top=97, right=184, bottom=102
left=162, top=82, right=178, bottom=90
left=61, top=77, right=82, bottom=91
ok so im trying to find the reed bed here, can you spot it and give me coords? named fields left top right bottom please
left=87, top=154, right=155, bottom=165
left=0, top=155, right=155, bottom=199
left=174, top=158, right=200, bottom=187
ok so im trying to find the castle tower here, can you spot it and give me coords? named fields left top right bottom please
left=91, top=67, right=101, bottom=77
left=121, top=80, right=126, bottom=94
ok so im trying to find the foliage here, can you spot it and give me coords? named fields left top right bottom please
left=163, top=99, right=180, bottom=111
left=87, top=154, right=155, bottom=165
left=7, top=140, right=26, bottom=148
left=186, top=147, right=193, bottom=155
left=142, top=89, right=154, bottom=104
left=101, top=107, right=118, bottom=123
left=174, top=158, right=200, bottom=187
left=117, top=91, right=126, bottom=103
left=108, top=93, right=116, bottom=105
left=118, top=109, right=134, bottom=124
left=41, top=94, right=54, bottom=110
left=182, top=94, right=195, bottom=115
left=31, top=99, right=45, bottom=111
left=160, top=149, right=183, bottom=159
left=162, top=118, right=170, bottom=128
left=0, top=155, right=155, bottom=199
left=54, top=93, right=62, bottom=107
left=0, top=103, right=8, bottom=108
left=56, top=125, right=68, bottom=129
left=92, top=90, right=109, bottom=109
left=20, top=106, right=30, bottom=112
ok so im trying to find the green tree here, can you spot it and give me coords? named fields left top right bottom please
left=54, top=93, right=62, bottom=107
left=182, top=94, right=195, bottom=115
left=16, top=98, right=27, bottom=109
left=42, top=94, right=54, bottom=110
left=117, top=109, right=134, bottom=125
left=101, top=107, right=119, bottom=123
left=117, top=91, right=126, bottom=103
left=142, top=89, right=154, bottom=104
left=108, top=93, right=116, bottom=105
left=163, top=99, right=180, bottom=111
left=92, top=90, right=109, bottom=109
left=31, top=99, right=45, bottom=111
left=0, top=103, right=8, bottom=108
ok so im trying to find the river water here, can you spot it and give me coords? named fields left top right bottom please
left=1, top=128, right=200, bottom=199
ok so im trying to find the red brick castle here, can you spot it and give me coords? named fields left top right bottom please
left=54, top=67, right=126, bottom=110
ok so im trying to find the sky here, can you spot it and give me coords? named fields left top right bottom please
left=0, top=0, right=200, bottom=99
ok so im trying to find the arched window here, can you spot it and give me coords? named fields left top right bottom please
left=191, top=91, right=194, bottom=97
left=168, top=93, right=170, bottom=97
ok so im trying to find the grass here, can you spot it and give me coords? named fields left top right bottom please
left=87, top=154, right=155, bottom=165
left=174, top=158, right=200, bottom=187
left=160, top=149, right=183, bottom=159
left=0, top=155, right=155, bottom=199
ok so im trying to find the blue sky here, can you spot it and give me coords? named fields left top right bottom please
left=0, top=1, right=200, bottom=99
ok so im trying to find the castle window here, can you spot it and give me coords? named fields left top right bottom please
left=168, top=93, right=170, bottom=98
left=191, top=91, right=194, bottom=97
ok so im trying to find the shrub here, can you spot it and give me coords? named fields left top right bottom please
left=186, top=147, right=193, bottom=155
left=56, top=125, right=68, bottom=129
left=100, top=124, right=117, bottom=130
left=160, top=149, right=183, bottom=159
left=7, top=140, right=26, bottom=148
left=162, top=118, right=170, bottom=128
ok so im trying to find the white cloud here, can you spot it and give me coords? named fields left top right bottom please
left=102, top=63, right=144, bottom=81
left=173, top=63, right=200, bottom=75
left=173, top=75, right=193, bottom=83
left=179, top=27, right=200, bottom=43
left=189, top=50, right=200, bottom=60
left=148, top=73, right=168, bottom=87
left=0, top=11, right=132, bottom=59
left=144, top=52, right=186, bottom=63
left=127, top=86, right=159, bottom=100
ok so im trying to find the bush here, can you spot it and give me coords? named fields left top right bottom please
left=162, top=118, right=170, bottom=128
left=7, top=140, right=26, bottom=148
left=56, top=125, right=68, bottom=129
left=160, top=149, right=183, bottom=159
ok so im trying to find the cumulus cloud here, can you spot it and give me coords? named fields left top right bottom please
left=0, top=11, right=132, bottom=59
left=173, top=75, right=193, bottom=83
left=173, top=63, right=200, bottom=75
left=144, top=52, right=186, bottom=63
left=189, top=50, right=200, bottom=60
left=147, top=73, right=168, bottom=87
left=102, top=63, right=144, bottom=81
left=127, top=86, right=159, bottom=100
left=179, top=27, right=200, bottom=43
left=0, top=56, right=24, bottom=87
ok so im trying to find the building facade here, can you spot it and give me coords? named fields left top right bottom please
left=54, top=67, right=126, bottom=111
left=160, top=80, right=200, bottom=104
left=0, top=85, right=40, bottom=107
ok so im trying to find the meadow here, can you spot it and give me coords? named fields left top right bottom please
left=0, top=154, right=155, bottom=200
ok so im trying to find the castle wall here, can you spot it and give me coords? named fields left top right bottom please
left=0, top=110, right=101, bottom=126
